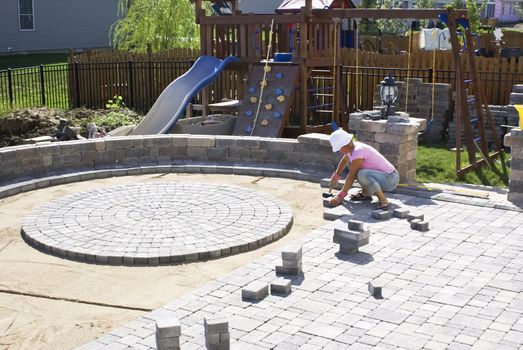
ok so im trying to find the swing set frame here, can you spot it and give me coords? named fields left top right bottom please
left=194, top=1, right=500, bottom=175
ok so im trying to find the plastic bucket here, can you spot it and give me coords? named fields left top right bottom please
left=515, top=105, right=523, bottom=130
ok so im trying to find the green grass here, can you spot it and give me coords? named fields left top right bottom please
left=0, top=63, right=69, bottom=114
left=0, top=53, right=68, bottom=70
left=416, top=143, right=509, bottom=188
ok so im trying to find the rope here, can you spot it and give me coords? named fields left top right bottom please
left=251, top=19, right=275, bottom=136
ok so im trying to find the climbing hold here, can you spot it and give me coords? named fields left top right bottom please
left=275, top=88, right=284, bottom=96
left=245, top=110, right=253, bottom=117
left=263, top=66, right=272, bottom=73
left=250, top=96, right=258, bottom=104
left=277, top=95, right=285, bottom=102
left=248, top=86, right=256, bottom=93
left=245, top=125, right=253, bottom=133
left=272, top=111, right=282, bottom=119
left=275, top=72, right=283, bottom=79
left=264, top=103, right=273, bottom=110
left=260, top=80, right=267, bottom=87
left=261, top=119, right=269, bottom=126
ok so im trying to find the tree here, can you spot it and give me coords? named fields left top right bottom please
left=111, top=0, right=199, bottom=52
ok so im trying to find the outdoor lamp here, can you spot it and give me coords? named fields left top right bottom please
left=380, top=75, right=398, bottom=118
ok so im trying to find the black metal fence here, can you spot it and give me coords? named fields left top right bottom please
left=0, top=64, right=69, bottom=113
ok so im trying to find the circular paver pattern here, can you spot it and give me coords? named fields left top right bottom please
left=21, top=182, right=293, bottom=265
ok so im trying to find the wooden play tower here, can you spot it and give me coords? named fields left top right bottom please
left=193, top=1, right=502, bottom=175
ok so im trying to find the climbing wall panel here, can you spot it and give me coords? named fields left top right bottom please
left=233, top=63, right=299, bottom=138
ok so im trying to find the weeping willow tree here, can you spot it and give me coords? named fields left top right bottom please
left=111, top=0, right=200, bottom=52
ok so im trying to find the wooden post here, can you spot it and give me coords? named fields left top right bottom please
left=300, top=8, right=310, bottom=134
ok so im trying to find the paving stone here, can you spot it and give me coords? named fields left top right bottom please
left=372, top=210, right=392, bottom=220
left=407, top=212, right=424, bottom=222
left=270, top=278, right=292, bottom=295
left=156, top=318, right=181, bottom=338
left=281, top=246, right=302, bottom=261
left=275, top=265, right=302, bottom=275
left=368, top=280, right=383, bottom=297
left=347, top=219, right=365, bottom=231
left=333, top=228, right=370, bottom=241
left=333, top=233, right=369, bottom=247
left=204, top=317, right=229, bottom=334
left=414, top=220, right=430, bottom=231
left=393, top=208, right=410, bottom=218
left=410, top=219, right=422, bottom=229
left=242, top=281, right=269, bottom=301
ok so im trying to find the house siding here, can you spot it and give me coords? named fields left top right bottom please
left=0, top=0, right=119, bottom=53
left=495, top=0, right=521, bottom=23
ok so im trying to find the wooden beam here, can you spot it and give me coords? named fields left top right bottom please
left=313, top=8, right=469, bottom=20
left=199, top=14, right=302, bottom=25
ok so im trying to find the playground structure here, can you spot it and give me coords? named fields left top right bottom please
left=192, top=0, right=504, bottom=175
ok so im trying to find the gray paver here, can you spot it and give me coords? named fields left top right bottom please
left=372, top=210, right=392, bottom=220
left=242, top=281, right=269, bottom=301
left=392, top=208, right=410, bottom=218
left=270, top=278, right=292, bottom=295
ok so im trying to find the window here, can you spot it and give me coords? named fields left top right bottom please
left=18, top=0, right=34, bottom=30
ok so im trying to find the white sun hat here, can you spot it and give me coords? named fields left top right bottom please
left=329, top=129, right=353, bottom=152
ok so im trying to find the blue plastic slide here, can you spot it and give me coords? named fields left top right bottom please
left=131, top=55, right=239, bottom=135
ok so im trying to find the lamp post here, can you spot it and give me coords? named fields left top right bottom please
left=380, top=75, right=398, bottom=119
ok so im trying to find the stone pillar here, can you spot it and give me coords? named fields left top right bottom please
left=505, top=129, right=523, bottom=203
left=349, top=112, right=425, bottom=183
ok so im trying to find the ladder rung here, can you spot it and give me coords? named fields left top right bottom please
left=470, top=118, right=479, bottom=124
left=313, top=93, right=334, bottom=97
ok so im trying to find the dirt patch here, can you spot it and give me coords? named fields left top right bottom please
left=0, top=107, right=142, bottom=148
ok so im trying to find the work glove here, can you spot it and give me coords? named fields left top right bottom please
left=329, top=172, right=341, bottom=190
left=329, top=190, right=347, bottom=207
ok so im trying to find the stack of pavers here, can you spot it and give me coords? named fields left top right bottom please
left=407, top=212, right=429, bottom=232
left=447, top=83, right=523, bottom=149
left=333, top=219, right=369, bottom=254
left=275, top=246, right=302, bottom=275
left=204, top=317, right=230, bottom=350
left=420, top=83, right=452, bottom=143
left=156, top=318, right=181, bottom=350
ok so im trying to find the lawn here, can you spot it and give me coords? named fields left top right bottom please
left=0, top=53, right=68, bottom=70
left=416, top=143, right=509, bottom=188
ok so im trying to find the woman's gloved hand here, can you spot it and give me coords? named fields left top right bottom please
left=329, top=190, right=347, bottom=207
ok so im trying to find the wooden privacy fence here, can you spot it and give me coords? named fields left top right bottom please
left=341, top=48, right=523, bottom=108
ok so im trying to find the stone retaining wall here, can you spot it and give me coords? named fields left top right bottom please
left=0, top=134, right=340, bottom=189
left=505, top=129, right=523, bottom=203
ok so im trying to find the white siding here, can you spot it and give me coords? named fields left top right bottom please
left=0, top=0, right=119, bottom=53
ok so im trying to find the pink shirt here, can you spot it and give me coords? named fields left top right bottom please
left=346, top=142, right=396, bottom=174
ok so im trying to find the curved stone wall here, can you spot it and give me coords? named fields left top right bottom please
left=0, top=134, right=339, bottom=199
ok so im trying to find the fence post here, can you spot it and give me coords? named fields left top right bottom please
left=428, top=67, right=433, bottom=83
left=128, top=60, right=134, bottom=108
left=7, top=68, right=13, bottom=109
left=74, top=62, right=80, bottom=108
left=39, top=65, right=46, bottom=106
